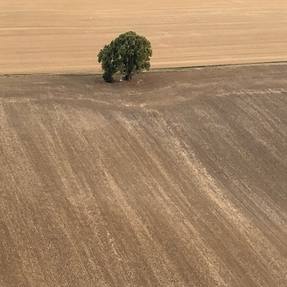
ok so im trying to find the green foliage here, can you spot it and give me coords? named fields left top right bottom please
left=98, top=31, right=152, bottom=82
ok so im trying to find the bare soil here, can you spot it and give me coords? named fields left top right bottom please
left=1, top=0, right=287, bottom=73
left=0, top=64, right=287, bottom=286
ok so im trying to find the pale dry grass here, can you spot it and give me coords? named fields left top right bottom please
left=0, top=0, right=287, bottom=73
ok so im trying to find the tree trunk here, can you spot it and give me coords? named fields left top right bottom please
left=124, top=73, right=132, bottom=81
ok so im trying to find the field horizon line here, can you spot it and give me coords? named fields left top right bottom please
left=1, top=60, right=287, bottom=77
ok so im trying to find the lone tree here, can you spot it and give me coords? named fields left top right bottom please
left=98, top=31, right=152, bottom=82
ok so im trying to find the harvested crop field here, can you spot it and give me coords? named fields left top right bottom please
left=0, top=63, right=287, bottom=286
left=1, top=0, right=287, bottom=74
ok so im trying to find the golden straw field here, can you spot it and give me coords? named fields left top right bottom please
left=0, top=0, right=287, bottom=73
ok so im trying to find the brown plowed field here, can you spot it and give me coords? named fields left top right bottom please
left=0, top=64, right=287, bottom=286
left=1, top=0, right=287, bottom=74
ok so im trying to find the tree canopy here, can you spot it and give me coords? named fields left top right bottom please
left=98, top=31, right=152, bottom=82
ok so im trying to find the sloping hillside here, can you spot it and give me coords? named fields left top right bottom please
left=0, top=64, right=287, bottom=286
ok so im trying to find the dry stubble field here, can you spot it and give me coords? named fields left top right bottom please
left=1, top=0, right=287, bottom=73
left=1, top=0, right=287, bottom=286
left=0, top=64, right=287, bottom=286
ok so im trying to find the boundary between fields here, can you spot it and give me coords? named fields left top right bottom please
left=1, top=60, right=287, bottom=77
